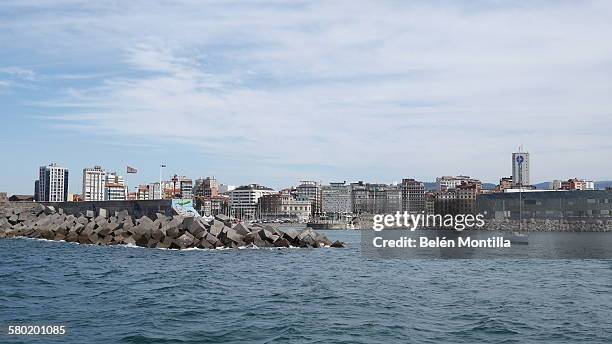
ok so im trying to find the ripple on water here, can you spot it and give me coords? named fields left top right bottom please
left=0, top=233, right=611, bottom=344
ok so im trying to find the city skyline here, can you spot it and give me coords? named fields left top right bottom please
left=9, top=153, right=603, bottom=198
left=2, top=1, right=612, bottom=194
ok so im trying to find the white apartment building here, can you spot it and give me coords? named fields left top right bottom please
left=105, top=172, right=126, bottom=201
left=82, top=166, right=106, bottom=201
left=37, top=163, right=69, bottom=202
left=228, top=184, right=275, bottom=220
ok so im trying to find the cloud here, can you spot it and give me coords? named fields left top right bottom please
left=0, top=67, right=36, bottom=80
left=2, top=0, right=612, bottom=182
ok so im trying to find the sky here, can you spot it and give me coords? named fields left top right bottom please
left=1, top=0, right=611, bottom=195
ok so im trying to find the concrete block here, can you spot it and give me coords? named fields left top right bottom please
left=282, top=230, right=299, bottom=244
left=232, top=222, right=250, bottom=236
left=209, top=220, right=224, bottom=237
left=180, top=216, right=195, bottom=230
left=156, top=238, right=172, bottom=249
left=99, top=208, right=109, bottom=219
left=34, top=203, right=45, bottom=216
left=137, top=216, right=154, bottom=226
left=146, top=238, right=158, bottom=248
left=151, top=226, right=166, bottom=241
left=225, top=227, right=244, bottom=243
left=8, top=214, right=19, bottom=225
left=173, top=232, right=195, bottom=249
left=274, top=238, right=290, bottom=247
left=197, top=238, right=214, bottom=249
left=203, top=232, right=221, bottom=247
left=244, top=230, right=260, bottom=244
left=215, top=214, right=230, bottom=222
left=187, top=218, right=207, bottom=238
left=97, top=223, right=113, bottom=237
left=54, top=233, right=66, bottom=241
left=115, top=210, right=129, bottom=221
left=123, top=235, right=136, bottom=246
left=65, top=231, right=79, bottom=242
left=45, top=206, right=56, bottom=215
left=298, top=227, right=315, bottom=240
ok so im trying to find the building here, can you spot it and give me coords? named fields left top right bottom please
left=228, top=184, right=275, bottom=220
left=195, top=195, right=230, bottom=217
left=477, top=189, right=612, bottom=219
left=105, top=172, right=126, bottom=201
left=295, top=181, right=322, bottom=216
left=177, top=176, right=193, bottom=199
left=258, top=191, right=312, bottom=221
left=349, top=181, right=402, bottom=214
left=497, top=176, right=513, bottom=192
left=321, top=182, right=351, bottom=214
left=436, top=175, right=481, bottom=191
left=34, top=180, right=39, bottom=201
left=194, top=177, right=219, bottom=197
left=425, top=192, right=435, bottom=214
left=37, top=163, right=69, bottom=202
left=82, top=166, right=106, bottom=201
left=401, top=178, right=426, bottom=213
left=161, top=176, right=193, bottom=199
left=218, top=184, right=235, bottom=194
left=433, top=181, right=482, bottom=215
left=136, top=185, right=150, bottom=200
left=551, top=178, right=595, bottom=191
left=512, top=149, right=530, bottom=187
left=147, top=182, right=162, bottom=200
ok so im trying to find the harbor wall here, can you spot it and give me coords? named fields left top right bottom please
left=17, top=200, right=175, bottom=218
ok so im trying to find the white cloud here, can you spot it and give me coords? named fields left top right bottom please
left=2, top=0, right=612, bottom=182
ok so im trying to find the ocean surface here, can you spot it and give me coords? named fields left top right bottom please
left=1, top=230, right=611, bottom=343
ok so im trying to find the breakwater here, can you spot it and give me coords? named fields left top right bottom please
left=0, top=202, right=345, bottom=249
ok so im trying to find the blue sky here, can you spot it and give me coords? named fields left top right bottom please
left=1, top=0, right=612, bottom=195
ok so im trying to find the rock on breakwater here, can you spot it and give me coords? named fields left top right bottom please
left=0, top=203, right=345, bottom=249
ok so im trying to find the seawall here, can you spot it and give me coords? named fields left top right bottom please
left=41, top=200, right=174, bottom=218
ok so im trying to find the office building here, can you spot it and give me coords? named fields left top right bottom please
left=512, top=149, right=530, bottom=187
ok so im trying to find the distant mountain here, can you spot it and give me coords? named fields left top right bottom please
left=533, top=181, right=612, bottom=190
left=596, top=181, right=612, bottom=189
